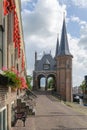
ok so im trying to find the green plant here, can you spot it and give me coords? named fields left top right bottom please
left=3, top=70, right=21, bottom=88
left=47, top=78, right=54, bottom=89
left=80, top=80, right=86, bottom=92
left=26, top=75, right=32, bottom=90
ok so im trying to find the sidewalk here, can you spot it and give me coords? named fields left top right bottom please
left=11, top=92, right=87, bottom=130
left=63, top=101, right=87, bottom=115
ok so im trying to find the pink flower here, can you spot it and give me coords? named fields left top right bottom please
left=20, top=77, right=28, bottom=89
left=2, top=66, right=7, bottom=71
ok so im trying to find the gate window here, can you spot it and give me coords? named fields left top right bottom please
left=43, top=64, right=50, bottom=70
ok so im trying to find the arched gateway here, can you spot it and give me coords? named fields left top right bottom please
left=33, top=17, right=73, bottom=102
left=33, top=54, right=56, bottom=90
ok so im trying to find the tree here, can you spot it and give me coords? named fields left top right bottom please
left=47, top=78, right=54, bottom=89
left=26, top=75, right=32, bottom=90
left=80, top=80, right=86, bottom=93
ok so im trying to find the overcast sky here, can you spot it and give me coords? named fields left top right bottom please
left=21, top=0, right=87, bottom=87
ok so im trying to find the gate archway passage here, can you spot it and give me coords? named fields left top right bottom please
left=38, top=74, right=46, bottom=90
left=37, top=73, right=56, bottom=91
left=47, top=74, right=56, bottom=90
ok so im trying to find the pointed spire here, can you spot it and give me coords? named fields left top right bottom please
left=58, top=14, right=71, bottom=56
left=35, top=51, right=37, bottom=61
left=55, top=34, right=59, bottom=57
left=63, top=12, right=65, bottom=20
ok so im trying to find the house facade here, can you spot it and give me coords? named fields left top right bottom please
left=0, top=0, right=26, bottom=130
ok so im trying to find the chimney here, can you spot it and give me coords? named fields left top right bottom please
left=35, top=51, right=37, bottom=61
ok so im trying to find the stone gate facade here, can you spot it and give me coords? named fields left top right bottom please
left=33, top=17, right=73, bottom=102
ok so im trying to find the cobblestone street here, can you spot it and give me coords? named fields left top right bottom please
left=11, top=91, right=87, bottom=130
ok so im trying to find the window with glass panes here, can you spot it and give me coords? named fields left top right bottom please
left=0, top=27, right=3, bottom=69
left=0, top=108, right=7, bottom=130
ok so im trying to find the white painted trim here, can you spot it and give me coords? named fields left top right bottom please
left=5, top=108, right=7, bottom=130
left=1, top=111, right=3, bottom=130
left=11, top=101, right=14, bottom=105
left=0, top=106, right=6, bottom=112
left=0, top=69, right=3, bottom=74
left=0, top=106, right=7, bottom=130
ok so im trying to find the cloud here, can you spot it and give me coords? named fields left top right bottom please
left=69, top=16, right=87, bottom=85
left=21, top=0, right=32, bottom=2
left=22, top=0, right=66, bottom=37
left=79, top=23, right=87, bottom=50
left=70, top=15, right=87, bottom=39
left=22, top=0, right=66, bottom=74
left=21, top=0, right=36, bottom=11
left=59, top=0, right=87, bottom=8
left=72, top=0, right=87, bottom=8
left=71, top=16, right=80, bottom=23
left=21, top=0, right=87, bottom=87
left=68, top=34, right=87, bottom=86
left=70, top=16, right=87, bottom=25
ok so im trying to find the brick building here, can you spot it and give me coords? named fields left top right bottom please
left=33, top=16, right=73, bottom=102
left=0, top=0, right=26, bottom=130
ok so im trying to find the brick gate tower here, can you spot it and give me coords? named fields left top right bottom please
left=56, top=17, right=73, bottom=102
left=33, top=16, right=73, bottom=102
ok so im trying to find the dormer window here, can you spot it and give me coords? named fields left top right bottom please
left=43, top=59, right=50, bottom=70
left=43, top=64, right=50, bottom=70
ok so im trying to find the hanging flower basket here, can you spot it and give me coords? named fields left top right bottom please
left=1, top=67, right=27, bottom=90
left=3, top=70, right=21, bottom=89
left=0, top=67, right=21, bottom=89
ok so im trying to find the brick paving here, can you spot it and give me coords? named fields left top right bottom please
left=11, top=91, right=87, bottom=130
